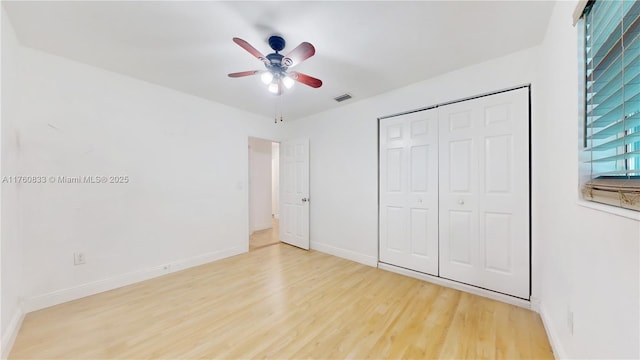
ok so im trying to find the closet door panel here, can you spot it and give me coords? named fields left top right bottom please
left=379, top=109, right=439, bottom=276
left=484, top=212, right=513, bottom=272
left=439, top=88, right=529, bottom=299
left=439, top=106, right=480, bottom=283
left=410, top=208, right=430, bottom=256
left=480, top=89, right=530, bottom=299
left=448, top=210, right=474, bottom=265
left=385, top=206, right=407, bottom=251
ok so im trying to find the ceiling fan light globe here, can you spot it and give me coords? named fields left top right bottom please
left=268, top=82, right=279, bottom=94
left=260, top=71, right=274, bottom=85
left=282, top=76, right=295, bottom=89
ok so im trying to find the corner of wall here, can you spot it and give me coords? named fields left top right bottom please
left=0, top=302, right=24, bottom=360
left=536, top=299, right=567, bottom=360
left=1, top=6, right=25, bottom=359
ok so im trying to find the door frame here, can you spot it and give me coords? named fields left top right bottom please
left=247, top=136, right=281, bottom=249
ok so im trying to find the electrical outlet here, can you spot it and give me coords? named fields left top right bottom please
left=74, top=252, right=86, bottom=265
left=163, top=264, right=172, bottom=271
left=567, top=309, right=574, bottom=336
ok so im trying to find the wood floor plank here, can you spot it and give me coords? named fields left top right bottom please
left=9, top=244, right=553, bottom=359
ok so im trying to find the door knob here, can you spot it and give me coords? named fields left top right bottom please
left=458, top=200, right=465, bottom=205
left=302, top=198, right=308, bottom=202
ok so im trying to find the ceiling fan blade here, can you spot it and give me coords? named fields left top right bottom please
left=232, top=38, right=268, bottom=64
left=228, top=70, right=259, bottom=78
left=282, top=42, right=315, bottom=67
left=289, top=71, right=323, bottom=88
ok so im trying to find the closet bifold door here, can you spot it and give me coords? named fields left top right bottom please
left=438, top=88, right=530, bottom=299
left=379, top=109, right=439, bottom=276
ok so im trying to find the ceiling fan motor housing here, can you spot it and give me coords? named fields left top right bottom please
left=266, top=53, right=284, bottom=66
left=265, top=53, right=286, bottom=77
left=267, top=36, right=287, bottom=73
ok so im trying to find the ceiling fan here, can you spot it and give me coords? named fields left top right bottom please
left=228, top=35, right=323, bottom=95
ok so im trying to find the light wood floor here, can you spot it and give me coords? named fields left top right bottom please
left=249, top=218, right=280, bottom=251
left=9, top=244, right=553, bottom=359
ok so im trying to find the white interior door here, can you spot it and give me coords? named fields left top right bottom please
left=438, top=88, right=530, bottom=299
left=279, top=137, right=310, bottom=250
left=379, top=109, right=439, bottom=276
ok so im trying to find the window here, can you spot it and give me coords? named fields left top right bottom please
left=581, top=0, right=640, bottom=212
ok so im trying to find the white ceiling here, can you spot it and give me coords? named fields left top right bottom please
left=3, top=1, right=554, bottom=120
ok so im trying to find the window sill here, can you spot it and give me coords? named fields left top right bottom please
left=576, top=200, right=640, bottom=221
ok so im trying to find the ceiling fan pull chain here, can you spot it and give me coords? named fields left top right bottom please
left=276, top=94, right=283, bottom=123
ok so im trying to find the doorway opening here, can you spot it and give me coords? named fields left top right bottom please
left=248, top=137, right=280, bottom=251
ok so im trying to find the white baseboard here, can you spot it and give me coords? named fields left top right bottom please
left=378, top=262, right=532, bottom=309
left=24, top=246, right=245, bottom=313
left=311, top=242, right=378, bottom=267
left=537, top=300, right=567, bottom=360
left=1, top=304, right=25, bottom=360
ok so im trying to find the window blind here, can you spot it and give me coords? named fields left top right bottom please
left=583, top=0, right=640, bottom=211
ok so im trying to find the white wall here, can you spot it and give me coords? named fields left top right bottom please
left=1, top=8, right=24, bottom=358
left=11, top=45, right=279, bottom=312
left=249, top=137, right=273, bottom=232
left=281, top=46, right=539, bottom=266
left=271, top=142, right=279, bottom=219
left=533, top=2, right=639, bottom=358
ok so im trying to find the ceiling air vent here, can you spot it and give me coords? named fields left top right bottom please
left=334, top=93, right=353, bottom=102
